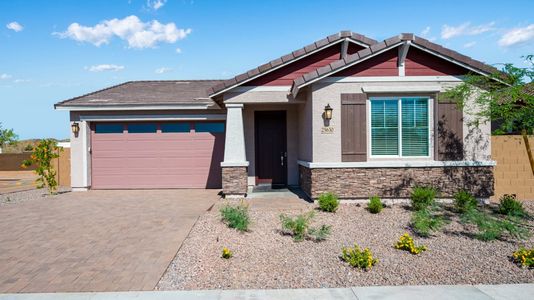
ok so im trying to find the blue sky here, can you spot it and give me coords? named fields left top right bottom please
left=1, top=0, right=533, bottom=139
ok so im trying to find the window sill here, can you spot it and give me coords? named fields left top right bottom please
left=297, top=160, right=496, bottom=169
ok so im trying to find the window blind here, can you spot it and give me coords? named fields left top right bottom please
left=371, top=100, right=398, bottom=155
left=401, top=98, right=429, bottom=156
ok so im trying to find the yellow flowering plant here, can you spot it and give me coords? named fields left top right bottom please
left=221, top=247, right=233, bottom=259
left=340, top=243, right=378, bottom=270
left=395, top=233, right=427, bottom=255
left=512, top=247, right=534, bottom=268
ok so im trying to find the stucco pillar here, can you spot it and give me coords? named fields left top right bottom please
left=221, top=104, right=248, bottom=197
left=70, top=120, right=91, bottom=191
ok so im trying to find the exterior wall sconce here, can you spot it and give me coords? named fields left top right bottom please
left=71, top=122, right=80, bottom=137
left=324, top=104, right=333, bottom=120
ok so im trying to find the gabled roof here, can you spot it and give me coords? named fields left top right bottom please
left=290, top=33, right=501, bottom=96
left=55, top=80, right=223, bottom=109
left=207, top=31, right=377, bottom=97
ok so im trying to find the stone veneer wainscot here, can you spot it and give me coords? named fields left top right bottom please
left=299, top=165, right=494, bottom=199
left=222, top=166, right=248, bottom=196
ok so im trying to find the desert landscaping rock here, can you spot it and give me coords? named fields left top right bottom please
left=0, top=188, right=70, bottom=205
left=157, top=202, right=534, bottom=290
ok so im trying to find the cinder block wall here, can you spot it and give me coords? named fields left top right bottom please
left=492, top=135, right=534, bottom=201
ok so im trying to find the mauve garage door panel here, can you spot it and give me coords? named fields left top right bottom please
left=91, top=123, right=224, bottom=189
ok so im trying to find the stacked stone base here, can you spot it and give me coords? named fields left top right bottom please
left=299, top=165, right=494, bottom=199
left=222, top=166, right=248, bottom=197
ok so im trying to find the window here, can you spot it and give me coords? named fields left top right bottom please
left=95, top=123, right=123, bottom=134
left=195, top=122, right=224, bottom=133
left=370, top=97, right=430, bottom=157
left=127, top=123, right=157, bottom=133
left=161, top=123, right=190, bottom=133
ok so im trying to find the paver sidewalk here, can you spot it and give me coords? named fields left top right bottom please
left=1, top=284, right=533, bottom=299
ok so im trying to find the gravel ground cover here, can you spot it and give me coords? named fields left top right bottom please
left=0, top=188, right=70, bottom=205
left=157, top=202, right=534, bottom=290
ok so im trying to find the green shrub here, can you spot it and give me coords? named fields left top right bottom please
left=340, top=243, right=378, bottom=270
left=410, top=186, right=438, bottom=211
left=308, top=224, right=332, bottom=241
left=220, top=203, right=250, bottom=232
left=498, top=195, right=526, bottom=218
left=394, top=233, right=427, bottom=254
left=513, top=247, right=534, bottom=268
left=279, top=211, right=331, bottom=242
left=453, top=190, right=478, bottom=213
left=367, top=196, right=383, bottom=214
left=461, top=208, right=529, bottom=241
left=410, top=208, right=445, bottom=237
left=318, top=192, right=340, bottom=212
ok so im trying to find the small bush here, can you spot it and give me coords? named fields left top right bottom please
left=220, top=203, right=250, bottom=232
left=454, top=190, right=478, bottom=213
left=410, top=186, right=438, bottom=211
left=394, top=233, right=427, bottom=254
left=340, top=243, right=378, bottom=270
left=280, top=211, right=331, bottom=242
left=318, top=192, right=339, bottom=212
left=367, top=196, right=383, bottom=214
left=221, top=247, right=233, bottom=259
left=512, top=247, right=534, bottom=268
left=498, top=195, right=526, bottom=218
left=461, top=208, right=529, bottom=241
left=410, top=208, right=445, bottom=237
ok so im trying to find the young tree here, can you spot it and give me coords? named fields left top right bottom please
left=0, top=122, right=18, bottom=152
left=22, top=139, right=63, bottom=194
left=443, top=55, right=534, bottom=175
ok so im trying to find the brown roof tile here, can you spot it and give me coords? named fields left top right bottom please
left=55, top=80, right=224, bottom=108
left=209, top=31, right=378, bottom=96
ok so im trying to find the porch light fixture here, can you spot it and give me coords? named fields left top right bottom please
left=71, top=122, right=80, bottom=136
left=324, top=104, right=333, bottom=120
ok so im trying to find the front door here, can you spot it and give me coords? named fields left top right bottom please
left=255, top=111, right=287, bottom=187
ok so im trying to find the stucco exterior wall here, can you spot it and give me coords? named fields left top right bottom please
left=297, top=88, right=313, bottom=161
left=243, top=104, right=300, bottom=186
left=309, top=79, right=492, bottom=162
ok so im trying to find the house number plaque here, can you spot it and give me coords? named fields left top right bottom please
left=321, top=126, right=335, bottom=134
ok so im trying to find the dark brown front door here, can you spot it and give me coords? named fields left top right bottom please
left=255, top=111, right=287, bottom=187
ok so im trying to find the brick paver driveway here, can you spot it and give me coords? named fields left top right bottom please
left=0, top=190, right=218, bottom=293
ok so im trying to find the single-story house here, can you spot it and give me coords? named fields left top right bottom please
left=55, top=31, right=497, bottom=200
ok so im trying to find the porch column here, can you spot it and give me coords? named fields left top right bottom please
left=221, top=104, right=248, bottom=197
left=70, top=120, right=91, bottom=191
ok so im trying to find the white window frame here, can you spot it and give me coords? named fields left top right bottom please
left=367, top=96, right=434, bottom=160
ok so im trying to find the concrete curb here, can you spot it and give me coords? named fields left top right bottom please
left=1, top=284, right=533, bottom=300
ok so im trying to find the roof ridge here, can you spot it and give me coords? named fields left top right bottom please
left=207, top=30, right=377, bottom=96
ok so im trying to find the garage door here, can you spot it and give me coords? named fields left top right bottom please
left=90, top=122, right=225, bottom=189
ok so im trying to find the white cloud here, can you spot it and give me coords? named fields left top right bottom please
left=13, top=79, right=30, bottom=83
left=85, top=64, right=125, bottom=72
left=421, top=26, right=431, bottom=36
left=54, top=15, right=191, bottom=49
left=155, top=67, right=172, bottom=74
left=175, top=47, right=182, bottom=53
left=498, top=24, right=534, bottom=47
left=147, top=0, right=166, bottom=10
left=441, top=22, right=495, bottom=39
left=0, top=73, right=12, bottom=80
left=6, top=21, right=23, bottom=32
left=463, top=41, right=476, bottom=48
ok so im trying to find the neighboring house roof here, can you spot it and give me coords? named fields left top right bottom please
left=55, top=80, right=223, bottom=109
left=290, top=33, right=501, bottom=96
left=207, top=31, right=377, bottom=97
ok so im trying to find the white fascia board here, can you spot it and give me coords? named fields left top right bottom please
left=209, top=39, right=357, bottom=97
left=232, top=86, right=291, bottom=92
left=55, top=105, right=212, bottom=111
left=362, top=85, right=442, bottom=93
left=79, top=114, right=226, bottom=122
left=297, top=160, right=496, bottom=168
left=324, top=76, right=464, bottom=83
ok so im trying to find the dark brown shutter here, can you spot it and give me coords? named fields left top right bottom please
left=435, top=94, right=464, bottom=161
left=341, top=93, right=367, bottom=162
